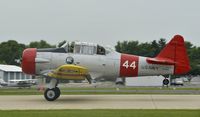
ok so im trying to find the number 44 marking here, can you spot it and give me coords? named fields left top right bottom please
left=122, top=60, right=136, bottom=69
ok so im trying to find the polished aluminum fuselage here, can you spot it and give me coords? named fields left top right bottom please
left=35, top=51, right=174, bottom=81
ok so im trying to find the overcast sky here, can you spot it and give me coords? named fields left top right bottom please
left=0, top=0, right=199, bottom=46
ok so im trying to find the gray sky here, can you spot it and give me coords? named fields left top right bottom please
left=0, top=0, right=199, bottom=46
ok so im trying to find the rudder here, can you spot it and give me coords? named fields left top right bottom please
left=156, top=35, right=191, bottom=75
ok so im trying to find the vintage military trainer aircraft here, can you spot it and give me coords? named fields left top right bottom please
left=21, top=35, right=190, bottom=101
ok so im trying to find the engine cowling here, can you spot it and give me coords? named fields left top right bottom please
left=21, top=48, right=36, bottom=75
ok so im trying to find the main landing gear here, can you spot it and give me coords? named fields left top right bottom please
left=44, top=78, right=61, bottom=101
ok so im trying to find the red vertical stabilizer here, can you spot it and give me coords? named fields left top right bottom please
left=156, top=35, right=191, bottom=75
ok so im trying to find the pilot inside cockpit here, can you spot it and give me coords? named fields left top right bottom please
left=97, top=45, right=105, bottom=55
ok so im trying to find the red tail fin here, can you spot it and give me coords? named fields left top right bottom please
left=156, top=35, right=191, bottom=75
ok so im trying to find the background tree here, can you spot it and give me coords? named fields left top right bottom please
left=0, top=40, right=25, bottom=65
left=28, top=40, right=55, bottom=48
left=115, top=38, right=166, bottom=57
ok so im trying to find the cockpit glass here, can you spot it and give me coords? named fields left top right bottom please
left=71, top=42, right=109, bottom=55
left=74, top=45, right=81, bottom=54
left=81, top=45, right=96, bottom=55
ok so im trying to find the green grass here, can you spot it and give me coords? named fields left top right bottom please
left=63, top=87, right=200, bottom=90
left=0, top=110, right=199, bottom=117
left=0, top=88, right=42, bottom=95
left=0, top=87, right=200, bottom=95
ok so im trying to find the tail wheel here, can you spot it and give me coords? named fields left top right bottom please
left=163, top=79, right=169, bottom=85
left=44, top=87, right=60, bottom=101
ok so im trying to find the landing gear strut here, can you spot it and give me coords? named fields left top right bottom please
left=44, top=78, right=61, bottom=101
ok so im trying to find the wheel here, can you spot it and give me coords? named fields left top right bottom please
left=55, top=87, right=61, bottom=99
left=44, top=88, right=59, bottom=101
left=163, top=79, right=169, bottom=85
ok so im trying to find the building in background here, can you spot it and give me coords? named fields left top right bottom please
left=0, top=65, right=32, bottom=83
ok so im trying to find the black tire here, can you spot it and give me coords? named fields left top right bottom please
left=44, top=88, right=58, bottom=101
left=55, top=87, right=61, bottom=99
left=163, top=79, right=169, bottom=85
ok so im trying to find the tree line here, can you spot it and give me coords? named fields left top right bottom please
left=0, top=39, right=199, bottom=75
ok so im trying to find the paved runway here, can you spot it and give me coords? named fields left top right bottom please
left=0, top=95, right=200, bottom=110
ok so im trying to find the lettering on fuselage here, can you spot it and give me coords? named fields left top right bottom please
left=141, top=65, right=159, bottom=70
left=140, top=63, right=172, bottom=72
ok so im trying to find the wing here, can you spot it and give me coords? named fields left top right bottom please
left=47, top=64, right=90, bottom=81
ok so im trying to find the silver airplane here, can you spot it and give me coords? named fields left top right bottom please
left=21, top=35, right=190, bottom=101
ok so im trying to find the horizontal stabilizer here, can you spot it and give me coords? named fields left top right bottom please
left=147, top=58, right=175, bottom=65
